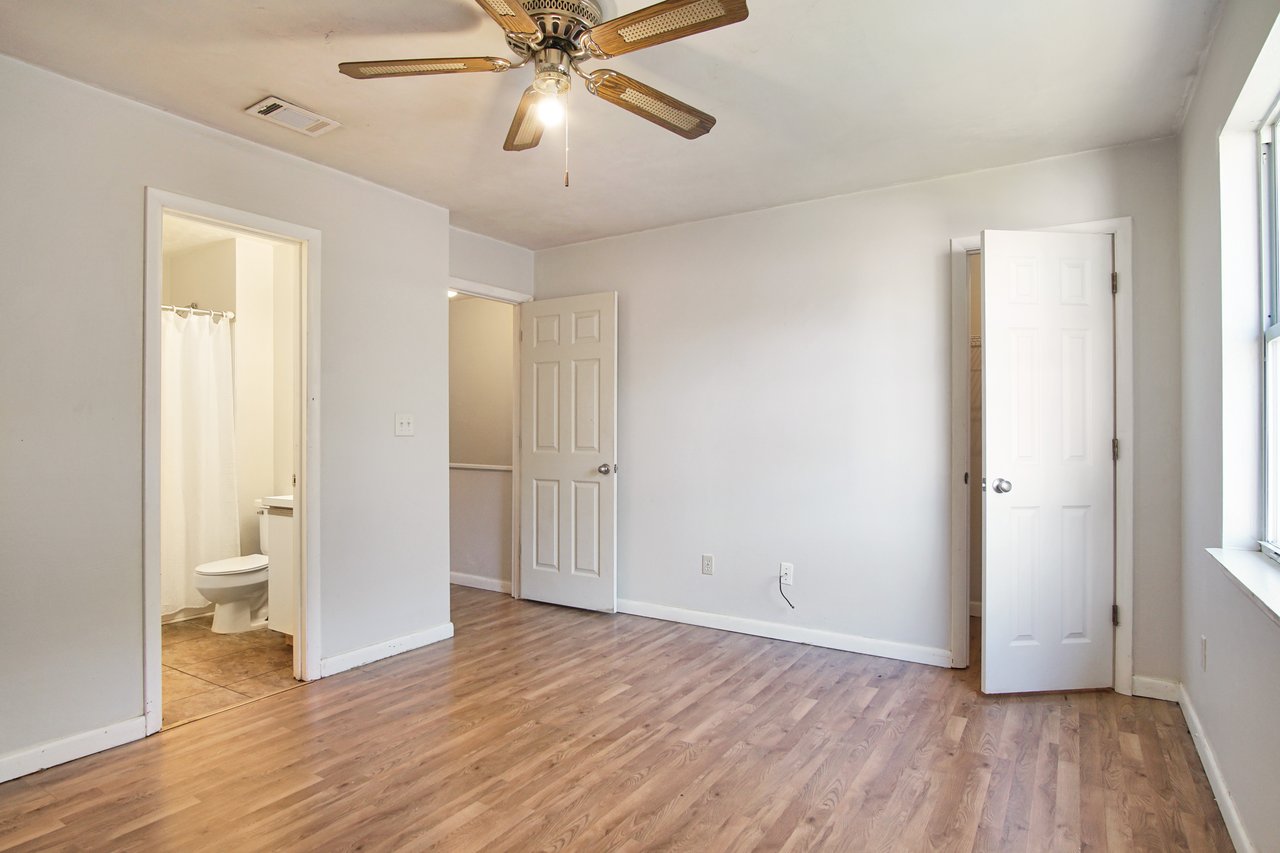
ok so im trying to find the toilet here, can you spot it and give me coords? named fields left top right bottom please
left=194, top=508, right=270, bottom=634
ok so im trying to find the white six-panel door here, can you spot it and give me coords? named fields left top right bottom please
left=519, top=293, right=618, bottom=612
left=981, top=230, right=1114, bottom=694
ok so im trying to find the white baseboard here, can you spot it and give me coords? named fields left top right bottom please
left=0, top=716, right=146, bottom=784
left=319, top=622, right=454, bottom=677
left=161, top=605, right=214, bottom=624
left=450, top=571, right=511, bottom=595
left=617, top=599, right=952, bottom=668
left=1179, top=684, right=1255, bottom=853
left=969, top=600, right=982, bottom=618
left=1131, top=675, right=1181, bottom=702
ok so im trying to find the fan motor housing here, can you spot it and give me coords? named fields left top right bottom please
left=507, top=0, right=603, bottom=55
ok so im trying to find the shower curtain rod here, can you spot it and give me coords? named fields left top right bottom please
left=161, top=303, right=235, bottom=321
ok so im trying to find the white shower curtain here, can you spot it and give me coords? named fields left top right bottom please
left=160, top=311, right=241, bottom=616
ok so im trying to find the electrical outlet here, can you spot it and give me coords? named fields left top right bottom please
left=780, top=562, right=794, bottom=585
left=1201, top=635, right=1208, bottom=672
left=395, top=412, right=415, bottom=437
left=701, top=554, right=714, bottom=576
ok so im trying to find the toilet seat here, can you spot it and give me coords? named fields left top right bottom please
left=195, top=554, right=268, bottom=576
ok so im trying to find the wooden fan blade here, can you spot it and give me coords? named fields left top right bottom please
left=504, top=87, right=545, bottom=151
left=587, top=71, right=715, bottom=139
left=584, top=0, right=747, bottom=58
left=339, top=57, right=511, bottom=79
left=472, top=0, right=541, bottom=38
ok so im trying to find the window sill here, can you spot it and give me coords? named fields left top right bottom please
left=1206, top=548, right=1280, bottom=629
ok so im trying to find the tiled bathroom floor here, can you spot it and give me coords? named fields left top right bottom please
left=161, top=615, right=297, bottom=727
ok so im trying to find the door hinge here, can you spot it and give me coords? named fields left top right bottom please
left=1112, top=604, right=1120, bottom=627
left=1112, top=438, right=1120, bottom=461
left=1111, top=272, right=1118, bottom=295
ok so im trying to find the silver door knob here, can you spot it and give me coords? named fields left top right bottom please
left=598, top=463, right=612, bottom=475
left=993, top=477, right=1013, bottom=494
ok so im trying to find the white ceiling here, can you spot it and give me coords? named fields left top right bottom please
left=162, top=214, right=238, bottom=255
left=0, top=1, right=1218, bottom=249
left=162, top=212, right=294, bottom=254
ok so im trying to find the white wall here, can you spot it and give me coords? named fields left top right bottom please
left=1179, top=0, right=1280, bottom=849
left=449, top=297, right=514, bottom=466
left=272, top=242, right=298, bottom=496
left=450, top=227, right=534, bottom=295
left=232, top=237, right=276, bottom=554
left=0, top=54, right=451, bottom=763
left=164, top=240, right=237, bottom=311
left=537, top=139, right=1183, bottom=674
left=449, top=468, right=513, bottom=588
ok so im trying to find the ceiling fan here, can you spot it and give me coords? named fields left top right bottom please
left=339, top=0, right=749, bottom=152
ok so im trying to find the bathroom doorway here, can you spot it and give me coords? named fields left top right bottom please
left=447, top=280, right=529, bottom=615
left=143, top=190, right=321, bottom=733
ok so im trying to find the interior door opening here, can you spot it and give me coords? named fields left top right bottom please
left=952, top=219, right=1135, bottom=696
left=447, top=286, right=619, bottom=616
left=144, top=189, right=322, bottom=735
left=152, top=210, right=305, bottom=729
left=448, top=289, right=520, bottom=607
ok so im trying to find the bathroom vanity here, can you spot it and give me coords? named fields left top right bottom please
left=261, top=495, right=296, bottom=639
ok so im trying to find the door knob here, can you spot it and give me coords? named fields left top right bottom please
left=598, top=463, right=613, bottom=475
left=993, top=477, right=1013, bottom=494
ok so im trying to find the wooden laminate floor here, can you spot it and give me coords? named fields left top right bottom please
left=0, top=587, right=1231, bottom=851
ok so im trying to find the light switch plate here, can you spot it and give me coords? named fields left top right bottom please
left=395, top=412, right=415, bottom=436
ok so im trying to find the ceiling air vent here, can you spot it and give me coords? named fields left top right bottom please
left=245, top=96, right=341, bottom=137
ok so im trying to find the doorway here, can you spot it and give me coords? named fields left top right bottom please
left=949, top=219, right=1135, bottom=695
left=448, top=284, right=524, bottom=602
left=143, top=190, right=322, bottom=734
left=966, top=249, right=985, bottom=674
left=446, top=281, right=620, bottom=617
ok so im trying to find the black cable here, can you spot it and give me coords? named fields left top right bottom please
left=779, top=575, right=795, bottom=609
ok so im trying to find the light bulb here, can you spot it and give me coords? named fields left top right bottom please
left=447, top=290, right=458, bottom=298
left=537, top=95, right=564, bottom=128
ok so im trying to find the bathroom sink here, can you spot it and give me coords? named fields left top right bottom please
left=262, top=495, right=294, bottom=509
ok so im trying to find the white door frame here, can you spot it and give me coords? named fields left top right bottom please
left=448, top=277, right=533, bottom=600
left=143, top=188, right=323, bottom=735
left=948, top=217, right=1134, bottom=695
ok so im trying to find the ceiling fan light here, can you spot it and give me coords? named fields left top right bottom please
left=532, top=47, right=572, bottom=96
left=533, top=69, right=571, bottom=96
left=536, top=94, right=565, bottom=127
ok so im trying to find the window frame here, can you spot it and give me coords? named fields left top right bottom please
left=1260, top=109, right=1280, bottom=558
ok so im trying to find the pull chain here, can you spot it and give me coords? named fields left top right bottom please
left=563, top=93, right=570, bottom=188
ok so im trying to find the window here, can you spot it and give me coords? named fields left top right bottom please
left=1261, top=117, right=1280, bottom=555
